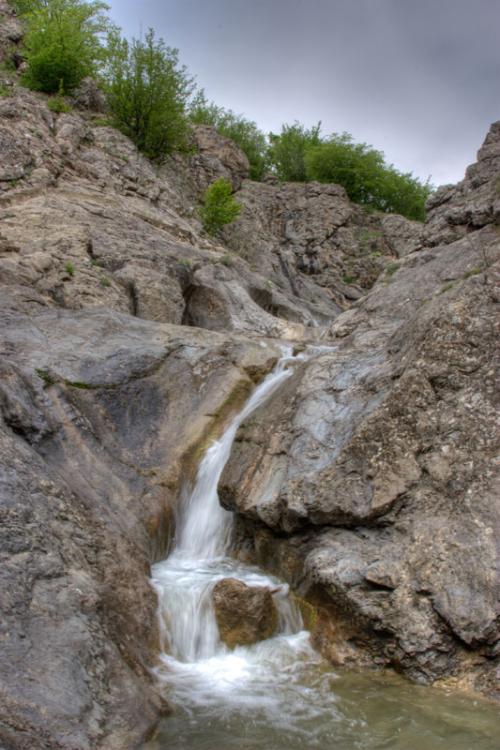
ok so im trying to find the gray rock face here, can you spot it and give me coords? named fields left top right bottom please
left=1, top=2, right=499, bottom=743
left=0, top=87, right=345, bottom=339
left=0, top=301, right=281, bottom=749
left=221, top=123, right=500, bottom=694
left=222, top=180, right=403, bottom=309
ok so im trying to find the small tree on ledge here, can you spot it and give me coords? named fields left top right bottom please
left=200, top=178, right=242, bottom=236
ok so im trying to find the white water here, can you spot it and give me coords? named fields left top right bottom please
left=150, top=349, right=331, bottom=722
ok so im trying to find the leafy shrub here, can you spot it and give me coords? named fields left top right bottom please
left=305, top=133, right=432, bottom=220
left=200, top=178, right=241, bottom=235
left=104, top=28, right=193, bottom=160
left=47, top=95, right=72, bottom=112
left=21, top=0, right=109, bottom=94
left=47, top=83, right=72, bottom=112
left=267, top=121, right=322, bottom=182
left=11, top=0, right=44, bottom=13
left=189, top=91, right=268, bottom=180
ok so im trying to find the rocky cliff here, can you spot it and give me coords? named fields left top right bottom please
left=0, top=2, right=499, bottom=748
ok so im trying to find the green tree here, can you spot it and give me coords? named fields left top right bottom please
left=11, top=0, right=49, bottom=14
left=189, top=91, right=268, bottom=180
left=200, top=178, right=242, bottom=235
left=304, top=133, right=432, bottom=220
left=104, top=28, right=194, bottom=160
left=21, top=0, right=109, bottom=94
left=267, top=121, right=322, bottom=182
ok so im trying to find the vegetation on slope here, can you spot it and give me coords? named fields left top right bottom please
left=11, top=0, right=433, bottom=220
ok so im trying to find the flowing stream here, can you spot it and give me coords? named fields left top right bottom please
left=146, top=350, right=500, bottom=750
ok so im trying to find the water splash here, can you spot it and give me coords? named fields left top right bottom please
left=151, top=348, right=306, bottom=666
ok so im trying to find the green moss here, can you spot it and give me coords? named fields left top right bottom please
left=47, top=96, right=72, bottom=114
left=35, top=368, right=56, bottom=386
left=463, top=266, right=482, bottom=279
left=291, top=594, right=319, bottom=631
left=92, top=117, right=113, bottom=127
left=342, top=273, right=358, bottom=285
left=188, top=379, right=254, bottom=469
left=64, top=380, right=93, bottom=389
left=386, top=261, right=400, bottom=277
left=439, top=281, right=455, bottom=294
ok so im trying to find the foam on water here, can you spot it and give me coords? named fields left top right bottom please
left=151, top=348, right=314, bottom=719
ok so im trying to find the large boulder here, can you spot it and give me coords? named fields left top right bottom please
left=212, top=578, right=278, bottom=648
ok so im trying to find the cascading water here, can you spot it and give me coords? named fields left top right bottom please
left=147, top=348, right=500, bottom=750
left=151, top=349, right=313, bottom=680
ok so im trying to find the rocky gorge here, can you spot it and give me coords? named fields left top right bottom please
left=0, top=1, right=499, bottom=748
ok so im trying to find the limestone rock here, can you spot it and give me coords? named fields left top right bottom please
left=212, top=578, right=278, bottom=648
left=222, top=124, right=500, bottom=694
left=0, top=298, right=281, bottom=749
left=1, top=5, right=499, bottom=739
left=71, top=76, right=107, bottom=112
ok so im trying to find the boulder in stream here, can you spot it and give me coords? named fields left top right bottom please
left=212, top=578, right=279, bottom=648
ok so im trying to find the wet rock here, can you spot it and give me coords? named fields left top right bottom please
left=0, top=299, right=281, bottom=749
left=223, top=123, right=500, bottom=694
left=212, top=578, right=278, bottom=648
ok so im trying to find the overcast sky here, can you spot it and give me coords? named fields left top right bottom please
left=107, top=0, right=500, bottom=186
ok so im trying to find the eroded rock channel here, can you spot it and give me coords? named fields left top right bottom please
left=0, top=2, right=499, bottom=744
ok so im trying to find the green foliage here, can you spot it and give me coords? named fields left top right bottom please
left=91, top=116, right=112, bottom=126
left=200, top=178, right=241, bottom=235
left=21, top=0, right=110, bottom=94
left=0, top=52, right=17, bottom=72
left=104, top=28, right=193, bottom=160
left=47, top=83, right=72, bottom=111
left=0, top=83, right=11, bottom=97
left=267, top=121, right=322, bottom=182
left=189, top=91, right=268, bottom=179
left=65, top=261, right=75, bottom=276
left=11, top=0, right=45, bottom=13
left=305, top=132, right=432, bottom=221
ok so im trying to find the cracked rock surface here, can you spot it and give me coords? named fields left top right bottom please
left=1, top=2, right=499, bottom=746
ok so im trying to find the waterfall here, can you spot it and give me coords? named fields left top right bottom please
left=151, top=348, right=305, bottom=666
left=145, top=346, right=500, bottom=750
left=173, top=350, right=298, bottom=561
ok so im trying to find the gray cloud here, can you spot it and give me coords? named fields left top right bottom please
left=108, top=0, right=500, bottom=185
